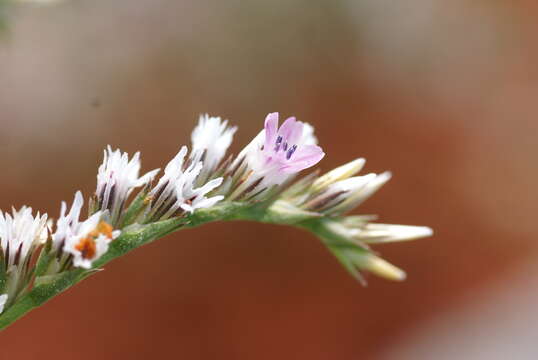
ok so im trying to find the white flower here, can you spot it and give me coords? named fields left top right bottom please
left=96, top=146, right=159, bottom=225
left=146, top=146, right=224, bottom=221
left=63, top=211, right=120, bottom=269
left=0, top=207, right=47, bottom=302
left=0, top=294, right=7, bottom=314
left=53, top=191, right=120, bottom=270
left=191, top=115, right=237, bottom=183
left=0, top=207, right=48, bottom=269
left=174, top=164, right=224, bottom=214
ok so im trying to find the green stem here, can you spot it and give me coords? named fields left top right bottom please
left=0, top=217, right=187, bottom=330
left=0, top=201, right=350, bottom=331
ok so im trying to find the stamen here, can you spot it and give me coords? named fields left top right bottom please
left=75, top=237, right=97, bottom=260
left=283, top=142, right=288, bottom=151
left=286, top=145, right=298, bottom=159
left=96, top=221, right=114, bottom=239
left=89, top=221, right=115, bottom=240
left=274, top=136, right=283, bottom=151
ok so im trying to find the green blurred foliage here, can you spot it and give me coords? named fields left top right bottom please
left=0, top=0, right=6, bottom=32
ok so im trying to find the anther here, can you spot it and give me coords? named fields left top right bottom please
left=75, top=237, right=97, bottom=259
left=274, top=136, right=283, bottom=151
left=286, top=145, right=297, bottom=159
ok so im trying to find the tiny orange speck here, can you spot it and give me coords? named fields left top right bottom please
left=89, top=221, right=114, bottom=239
left=75, top=237, right=97, bottom=259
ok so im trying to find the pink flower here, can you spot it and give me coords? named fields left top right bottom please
left=261, top=113, right=325, bottom=175
left=229, top=113, right=325, bottom=199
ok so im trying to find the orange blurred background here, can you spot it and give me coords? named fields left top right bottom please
left=1, top=1, right=537, bottom=358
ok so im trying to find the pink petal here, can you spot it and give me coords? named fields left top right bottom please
left=281, top=145, right=325, bottom=173
left=264, top=113, right=279, bottom=148
left=277, top=117, right=302, bottom=145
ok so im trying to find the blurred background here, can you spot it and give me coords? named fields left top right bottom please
left=1, top=0, right=537, bottom=358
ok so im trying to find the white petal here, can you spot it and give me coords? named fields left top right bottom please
left=191, top=115, right=237, bottom=172
left=193, top=195, right=224, bottom=210
left=136, top=168, right=160, bottom=187
left=195, top=177, right=223, bottom=195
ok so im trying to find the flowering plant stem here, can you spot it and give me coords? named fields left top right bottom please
left=0, top=113, right=432, bottom=330
left=0, top=200, right=355, bottom=331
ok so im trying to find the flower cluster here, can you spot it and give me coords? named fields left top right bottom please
left=279, top=157, right=432, bottom=282
left=0, top=207, right=47, bottom=311
left=0, top=112, right=432, bottom=318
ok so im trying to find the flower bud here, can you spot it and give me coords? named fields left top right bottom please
left=311, top=158, right=365, bottom=192
left=350, top=253, right=406, bottom=281
left=350, top=223, right=433, bottom=244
